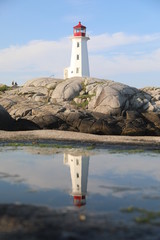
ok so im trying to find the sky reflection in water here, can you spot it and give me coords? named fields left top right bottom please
left=0, top=146, right=160, bottom=213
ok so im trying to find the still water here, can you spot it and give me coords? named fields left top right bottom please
left=0, top=145, right=160, bottom=215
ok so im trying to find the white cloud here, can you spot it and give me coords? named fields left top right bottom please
left=90, top=48, right=160, bottom=78
left=0, top=32, right=160, bottom=85
left=0, top=38, right=71, bottom=73
left=89, top=32, right=160, bottom=52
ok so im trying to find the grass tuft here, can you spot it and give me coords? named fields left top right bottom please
left=2, top=142, right=74, bottom=149
left=86, top=145, right=95, bottom=150
left=0, top=85, right=11, bottom=92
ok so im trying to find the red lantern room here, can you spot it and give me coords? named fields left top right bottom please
left=73, top=22, right=86, bottom=37
left=73, top=195, right=86, bottom=207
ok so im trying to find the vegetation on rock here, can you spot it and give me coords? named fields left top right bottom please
left=0, top=85, right=10, bottom=92
left=121, top=206, right=160, bottom=225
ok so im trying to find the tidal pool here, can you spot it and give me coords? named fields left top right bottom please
left=0, top=145, right=160, bottom=222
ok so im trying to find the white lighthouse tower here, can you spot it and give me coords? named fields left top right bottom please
left=64, top=22, right=90, bottom=79
left=64, top=153, right=89, bottom=207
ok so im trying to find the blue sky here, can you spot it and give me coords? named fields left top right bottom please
left=0, top=0, right=160, bottom=88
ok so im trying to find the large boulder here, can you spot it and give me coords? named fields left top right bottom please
left=71, top=78, right=160, bottom=114
left=0, top=104, right=39, bottom=131
left=51, top=77, right=83, bottom=102
left=121, top=111, right=147, bottom=136
left=13, top=77, right=160, bottom=115
left=87, top=80, right=138, bottom=114
left=0, top=77, right=160, bottom=135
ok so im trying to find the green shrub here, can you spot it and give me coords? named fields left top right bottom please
left=72, top=99, right=89, bottom=109
left=0, top=85, right=10, bottom=92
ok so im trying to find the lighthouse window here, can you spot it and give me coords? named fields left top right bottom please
left=76, top=68, right=79, bottom=73
left=76, top=173, right=79, bottom=178
left=77, top=54, right=79, bottom=60
left=77, top=42, right=79, bottom=48
left=76, top=159, right=79, bottom=165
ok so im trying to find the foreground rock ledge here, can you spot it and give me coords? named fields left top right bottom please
left=0, top=204, right=159, bottom=240
left=0, top=130, right=160, bottom=147
left=0, top=77, right=160, bottom=135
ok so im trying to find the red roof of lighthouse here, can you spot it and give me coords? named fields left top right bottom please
left=73, top=21, right=86, bottom=29
left=73, top=22, right=86, bottom=37
left=73, top=195, right=86, bottom=207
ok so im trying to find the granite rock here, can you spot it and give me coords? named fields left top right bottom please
left=0, top=77, right=160, bottom=135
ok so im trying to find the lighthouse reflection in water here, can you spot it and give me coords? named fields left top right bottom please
left=64, top=154, right=89, bottom=207
left=1, top=147, right=160, bottom=214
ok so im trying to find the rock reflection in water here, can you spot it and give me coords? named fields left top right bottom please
left=64, top=153, right=89, bottom=207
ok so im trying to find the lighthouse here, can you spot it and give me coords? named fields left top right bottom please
left=64, top=22, right=90, bottom=79
left=64, top=153, right=89, bottom=207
